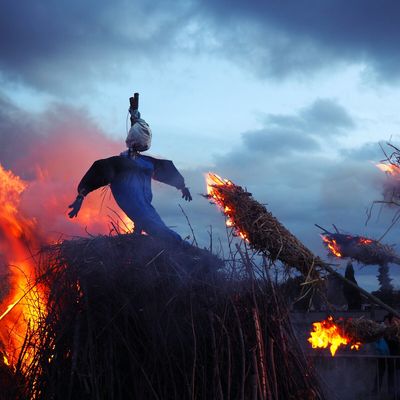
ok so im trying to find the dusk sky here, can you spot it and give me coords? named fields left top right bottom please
left=2, top=1, right=400, bottom=290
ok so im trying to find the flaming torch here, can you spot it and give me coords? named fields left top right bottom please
left=308, top=315, right=400, bottom=356
left=308, top=316, right=362, bottom=356
left=206, top=173, right=324, bottom=279
left=317, top=225, right=400, bottom=267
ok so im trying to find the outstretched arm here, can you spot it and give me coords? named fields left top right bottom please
left=150, top=158, right=192, bottom=202
left=68, top=157, right=119, bottom=218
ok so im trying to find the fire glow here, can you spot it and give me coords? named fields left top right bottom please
left=206, top=173, right=249, bottom=241
left=376, top=162, right=400, bottom=176
left=0, top=164, right=46, bottom=367
left=308, top=316, right=361, bottom=356
left=321, top=234, right=375, bottom=259
left=321, top=236, right=342, bottom=258
left=0, top=162, right=138, bottom=369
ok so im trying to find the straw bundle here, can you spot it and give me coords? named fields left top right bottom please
left=334, top=317, right=400, bottom=344
left=207, top=174, right=323, bottom=278
left=320, top=231, right=400, bottom=266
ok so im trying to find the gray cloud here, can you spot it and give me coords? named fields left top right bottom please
left=266, top=98, right=355, bottom=137
left=242, top=128, right=320, bottom=154
left=0, top=1, right=193, bottom=93
left=3, top=1, right=400, bottom=94
left=230, top=98, right=354, bottom=162
left=196, top=0, right=400, bottom=81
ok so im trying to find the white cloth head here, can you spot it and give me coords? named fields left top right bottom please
left=125, top=119, right=152, bottom=151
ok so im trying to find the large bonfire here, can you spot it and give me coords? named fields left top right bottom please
left=0, top=167, right=326, bottom=399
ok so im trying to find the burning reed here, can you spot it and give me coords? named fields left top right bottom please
left=12, top=234, right=324, bottom=400
left=309, top=315, right=400, bottom=356
left=206, top=174, right=324, bottom=280
left=317, top=226, right=400, bottom=267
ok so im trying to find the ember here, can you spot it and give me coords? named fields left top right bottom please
left=308, top=316, right=361, bottom=356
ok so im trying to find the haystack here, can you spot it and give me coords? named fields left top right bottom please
left=10, top=234, right=324, bottom=400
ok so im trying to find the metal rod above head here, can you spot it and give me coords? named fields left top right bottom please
left=129, top=92, right=139, bottom=127
left=129, top=92, right=139, bottom=111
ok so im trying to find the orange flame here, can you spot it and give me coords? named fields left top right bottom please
left=0, top=164, right=46, bottom=368
left=206, top=173, right=248, bottom=241
left=3, top=354, right=10, bottom=366
left=308, top=316, right=361, bottom=356
left=359, top=237, right=372, bottom=245
left=376, top=163, right=400, bottom=176
left=321, top=235, right=342, bottom=258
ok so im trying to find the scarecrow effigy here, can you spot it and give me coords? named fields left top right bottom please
left=68, top=93, right=192, bottom=242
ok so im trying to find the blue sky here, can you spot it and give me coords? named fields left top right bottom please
left=2, top=0, right=400, bottom=290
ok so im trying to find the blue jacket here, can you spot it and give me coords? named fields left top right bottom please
left=77, top=153, right=186, bottom=242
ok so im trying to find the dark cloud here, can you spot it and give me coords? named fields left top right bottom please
left=230, top=98, right=354, bottom=161
left=242, top=128, right=320, bottom=154
left=197, top=0, right=400, bottom=81
left=3, top=1, right=400, bottom=93
left=266, top=98, right=355, bottom=137
left=0, top=1, right=192, bottom=92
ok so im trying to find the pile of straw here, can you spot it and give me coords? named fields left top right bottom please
left=13, top=234, right=324, bottom=400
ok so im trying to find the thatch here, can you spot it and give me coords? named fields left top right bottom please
left=12, top=234, right=324, bottom=400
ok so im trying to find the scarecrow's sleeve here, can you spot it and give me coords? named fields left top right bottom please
left=151, top=158, right=186, bottom=190
left=77, top=157, right=119, bottom=196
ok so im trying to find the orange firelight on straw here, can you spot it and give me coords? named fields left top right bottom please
left=308, top=316, right=361, bottom=356
left=376, top=163, right=400, bottom=176
left=359, top=237, right=373, bottom=245
left=0, top=164, right=46, bottom=368
left=206, top=173, right=249, bottom=241
left=321, top=235, right=342, bottom=258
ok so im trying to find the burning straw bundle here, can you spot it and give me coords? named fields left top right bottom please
left=14, top=234, right=324, bottom=400
left=206, top=174, right=400, bottom=318
left=317, top=226, right=400, bottom=266
left=310, top=315, right=400, bottom=354
left=207, top=174, right=324, bottom=279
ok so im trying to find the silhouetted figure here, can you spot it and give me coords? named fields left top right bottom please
left=343, top=262, right=362, bottom=310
